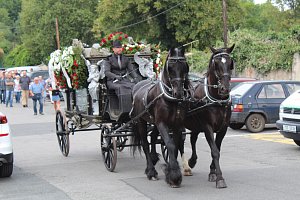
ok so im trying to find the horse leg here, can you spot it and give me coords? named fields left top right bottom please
left=188, top=131, right=199, bottom=168
left=150, top=126, right=160, bottom=165
left=158, top=123, right=182, bottom=187
left=209, top=128, right=227, bottom=188
left=204, top=126, right=227, bottom=188
left=139, top=121, right=158, bottom=180
left=174, top=129, right=192, bottom=176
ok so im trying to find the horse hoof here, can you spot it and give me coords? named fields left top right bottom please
left=161, top=164, right=182, bottom=187
left=188, top=159, right=197, bottom=169
left=208, top=173, right=217, bottom=182
left=170, top=184, right=180, bottom=188
left=151, top=177, right=159, bottom=181
left=183, top=169, right=193, bottom=176
left=216, top=179, right=227, bottom=188
left=145, top=168, right=158, bottom=180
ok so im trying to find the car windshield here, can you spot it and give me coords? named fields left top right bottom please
left=230, top=83, right=254, bottom=96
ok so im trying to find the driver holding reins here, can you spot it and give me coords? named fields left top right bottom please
left=104, top=40, right=139, bottom=98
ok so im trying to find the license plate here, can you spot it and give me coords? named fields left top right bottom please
left=283, top=125, right=297, bottom=133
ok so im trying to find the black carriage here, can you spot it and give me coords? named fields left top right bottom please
left=55, top=49, right=165, bottom=171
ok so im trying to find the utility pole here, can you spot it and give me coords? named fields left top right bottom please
left=55, top=17, right=61, bottom=49
left=222, top=0, right=228, bottom=48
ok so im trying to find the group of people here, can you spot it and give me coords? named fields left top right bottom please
left=0, top=70, right=60, bottom=115
left=1, top=40, right=140, bottom=117
left=0, top=70, right=23, bottom=107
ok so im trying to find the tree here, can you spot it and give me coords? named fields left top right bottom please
left=93, top=0, right=241, bottom=49
left=0, top=8, right=14, bottom=54
left=0, top=48, right=4, bottom=68
left=0, top=0, right=21, bottom=22
left=18, top=0, right=98, bottom=65
left=235, top=0, right=290, bottom=32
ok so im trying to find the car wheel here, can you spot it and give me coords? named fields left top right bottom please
left=229, top=123, right=244, bottom=130
left=245, top=113, right=265, bottom=133
left=0, top=163, right=13, bottom=178
left=293, top=140, right=300, bottom=146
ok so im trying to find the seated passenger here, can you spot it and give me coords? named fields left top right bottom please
left=104, top=40, right=139, bottom=98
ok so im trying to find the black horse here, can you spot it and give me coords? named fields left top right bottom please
left=184, top=44, right=235, bottom=188
left=130, top=47, right=190, bottom=187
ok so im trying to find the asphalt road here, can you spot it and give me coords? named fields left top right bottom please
left=1, top=101, right=300, bottom=200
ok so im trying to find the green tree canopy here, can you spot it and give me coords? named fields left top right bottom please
left=0, top=8, right=14, bottom=53
left=93, top=0, right=241, bottom=49
left=18, top=0, right=98, bottom=65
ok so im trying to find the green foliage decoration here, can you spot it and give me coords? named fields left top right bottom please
left=230, top=29, right=300, bottom=74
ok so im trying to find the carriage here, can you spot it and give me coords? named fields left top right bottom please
left=53, top=40, right=169, bottom=172
left=52, top=37, right=235, bottom=188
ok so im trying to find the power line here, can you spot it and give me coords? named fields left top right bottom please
left=114, top=2, right=185, bottom=31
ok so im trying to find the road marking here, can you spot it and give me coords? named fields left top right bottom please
left=199, top=132, right=295, bottom=145
left=245, top=132, right=295, bottom=145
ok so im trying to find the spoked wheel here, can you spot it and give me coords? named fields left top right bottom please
left=101, top=125, right=117, bottom=172
left=56, top=110, right=70, bottom=157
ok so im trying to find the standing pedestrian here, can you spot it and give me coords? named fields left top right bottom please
left=14, top=75, right=21, bottom=103
left=19, top=70, right=31, bottom=107
left=0, top=72, right=6, bottom=104
left=38, top=76, right=46, bottom=102
left=46, top=78, right=54, bottom=103
left=49, top=78, right=61, bottom=111
left=29, top=77, right=44, bottom=115
left=5, top=72, right=15, bottom=107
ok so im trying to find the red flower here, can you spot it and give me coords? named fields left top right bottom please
left=73, top=60, right=78, bottom=67
left=108, top=36, right=112, bottom=40
left=154, top=64, right=158, bottom=68
left=124, top=34, right=128, bottom=38
left=118, top=36, right=122, bottom=41
left=109, top=34, right=113, bottom=37
left=101, top=38, right=107, bottom=43
left=129, top=47, right=133, bottom=51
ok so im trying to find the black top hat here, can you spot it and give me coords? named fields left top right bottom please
left=112, top=40, right=122, bottom=48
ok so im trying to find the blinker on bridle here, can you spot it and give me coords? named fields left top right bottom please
left=160, top=49, right=189, bottom=101
left=211, top=52, right=231, bottom=80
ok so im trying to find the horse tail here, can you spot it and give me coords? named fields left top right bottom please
left=130, top=120, right=142, bottom=156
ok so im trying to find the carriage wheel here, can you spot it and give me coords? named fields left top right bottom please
left=56, top=110, right=70, bottom=157
left=161, top=142, right=169, bottom=163
left=101, top=125, right=117, bottom=172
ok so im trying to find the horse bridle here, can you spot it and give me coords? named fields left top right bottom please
left=204, top=52, right=232, bottom=102
left=159, top=55, right=189, bottom=101
left=212, top=52, right=231, bottom=78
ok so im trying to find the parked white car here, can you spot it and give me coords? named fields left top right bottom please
left=0, top=112, right=13, bottom=177
left=276, top=90, right=300, bottom=146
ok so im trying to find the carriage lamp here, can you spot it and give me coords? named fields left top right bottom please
left=232, top=104, right=244, bottom=112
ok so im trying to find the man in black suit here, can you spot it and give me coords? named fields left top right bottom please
left=104, top=40, right=139, bottom=97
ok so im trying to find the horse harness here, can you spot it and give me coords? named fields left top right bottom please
left=185, top=52, right=233, bottom=132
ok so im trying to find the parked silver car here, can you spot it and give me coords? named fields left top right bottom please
left=0, top=112, right=13, bottom=177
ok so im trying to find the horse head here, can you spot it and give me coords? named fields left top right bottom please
left=161, top=47, right=189, bottom=100
left=208, top=44, right=235, bottom=98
